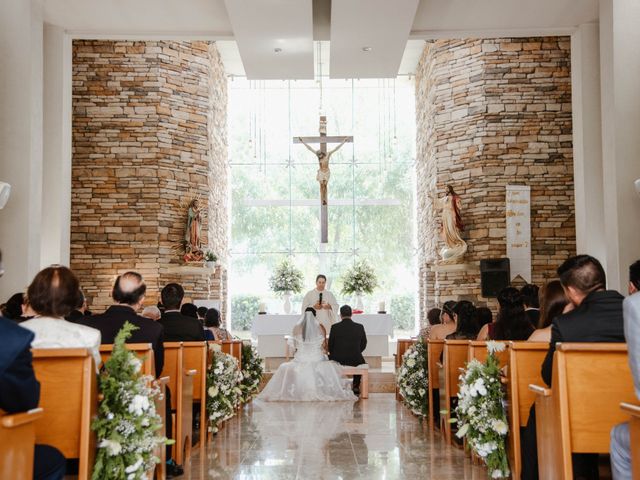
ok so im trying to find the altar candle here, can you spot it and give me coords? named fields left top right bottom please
left=259, top=302, right=266, bottom=313
left=378, top=301, right=385, bottom=312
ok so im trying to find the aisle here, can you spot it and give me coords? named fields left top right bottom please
left=184, top=394, right=486, bottom=479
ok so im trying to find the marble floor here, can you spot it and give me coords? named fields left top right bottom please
left=183, top=394, right=487, bottom=479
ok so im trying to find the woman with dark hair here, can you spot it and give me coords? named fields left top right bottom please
left=180, top=302, right=198, bottom=319
left=476, top=307, right=493, bottom=328
left=20, top=266, right=102, bottom=368
left=446, top=301, right=480, bottom=340
left=428, top=301, right=457, bottom=340
left=419, top=307, right=442, bottom=339
left=205, top=308, right=231, bottom=341
left=528, top=280, right=569, bottom=342
left=2, top=292, right=26, bottom=320
left=478, top=287, right=534, bottom=341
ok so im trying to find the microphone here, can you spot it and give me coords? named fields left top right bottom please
left=318, top=292, right=323, bottom=305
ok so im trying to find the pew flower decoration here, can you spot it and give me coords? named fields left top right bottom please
left=454, top=343, right=510, bottom=479
left=206, top=345, right=243, bottom=433
left=239, top=342, right=264, bottom=403
left=269, top=259, right=304, bottom=295
left=92, top=322, right=166, bottom=480
left=397, top=340, right=428, bottom=417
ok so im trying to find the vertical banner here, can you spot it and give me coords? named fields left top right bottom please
left=506, top=185, right=531, bottom=283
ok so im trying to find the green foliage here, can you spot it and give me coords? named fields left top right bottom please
left=205, top=346, right=243, bottom=433
left=390, top=294, right=415, bottom=330
left=268, top=258, right=304, bottom=294
left=397, top=340, right=428, bottom=417
left=231, top=295, right=261, bottom=331
left=204, top=250, right=218, bottom=262
left=340, top=259, right=378, bottom=295
left=454, top=342, right=510, bottom=478
left=91, top=322, right=165, bottom=480
left=239, top=343, right=264, bottom=402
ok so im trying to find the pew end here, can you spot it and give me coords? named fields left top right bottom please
left=427, top=340, right=445, bottom=431
left=0, top=408, right=44, bottom=479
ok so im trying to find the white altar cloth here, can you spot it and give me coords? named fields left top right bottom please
left=252, top=314, right=393, bottom=358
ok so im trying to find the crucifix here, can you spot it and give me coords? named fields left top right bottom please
left=294, top=115, right=353, bottom=243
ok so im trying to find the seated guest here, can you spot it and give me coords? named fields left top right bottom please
left=521, top=255, right=625, bottom=480
left=476, top=306, right=493, bottom=329
left=3, top=292, right=25, bottom=320
left=477, top=287, right=534, bottom=341
left=65, top=288, right=87, bottom=323
left=80, top=272, right=164, bottom=377
left=180, top=302, right=198, bottom=319
left=141, top=305, right=161, bottom=321
left=0, top=315, right=66, bottom=480
left=428, top=301, right=457, bottom=340
left=419, top=307, right=441, bottom=339
left=520, top=283, right=541, bottom=327
left=610, top=260, right=640, bottom=480
left=204, top=308, right=230, bottom=341
left=446, top=301, right=479, bottom=340
left=196, top=306, right=208, bottom=324
left=159, top=283, right=205, bottom=341
left=21, top=266, right=102, bottom=369
left=528, top=280, right=568, bottom=342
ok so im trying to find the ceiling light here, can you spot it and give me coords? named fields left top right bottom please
left=274, top=48, right=282, bottom=54
left=362, top=46, right=372, bottom=52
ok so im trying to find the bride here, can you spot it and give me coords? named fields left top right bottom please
left=258, top=308, right=357, bottom=402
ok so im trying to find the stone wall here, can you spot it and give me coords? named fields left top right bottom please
left=71, top=40, right=228, bottom=318
left=416, top=38, right=576, bottom=324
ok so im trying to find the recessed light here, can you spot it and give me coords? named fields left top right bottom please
left=274, top=48, right=282, bottom=54
left=362, top=46, right=372, bottom=52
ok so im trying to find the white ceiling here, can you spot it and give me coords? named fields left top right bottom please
left=43, top=0, right=599, bottom=78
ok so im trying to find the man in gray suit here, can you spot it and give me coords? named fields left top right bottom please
left=610, top=260, right=640, bottom=480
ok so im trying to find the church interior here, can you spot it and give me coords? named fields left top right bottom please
left=1, top=0, right=640, bottom=479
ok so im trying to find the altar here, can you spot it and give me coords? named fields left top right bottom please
left=252, top=314, right=394, bottom=370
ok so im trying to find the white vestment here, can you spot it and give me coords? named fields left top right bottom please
left=301, top=288, right=338, bottom=333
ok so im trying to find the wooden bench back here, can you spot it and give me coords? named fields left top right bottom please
left=211, top=340, right=243, bottom=369
left=99, top=343, right=155, bottom=377
left=181, top=342, right=207, bottom=403
left=0, top=408, right=43, bottom=479
left=443, top=340, right=470, bottom=399
left=31, top=348, right=97, bottom=480
left=556, top=343, right=635, bottom=454
left=163, top=342, right=183, bottom=411
left=396, top=339, right=417, bottom=369
left=468, top=340, right=510, bottom=366
left=427, top=339, right=445, bottom=430
left=506, top=341, right=549, bottom=480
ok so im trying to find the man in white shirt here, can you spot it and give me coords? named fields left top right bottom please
left=301, top=274, right=339, bottom=334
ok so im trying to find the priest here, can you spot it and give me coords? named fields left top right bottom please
left=301, top=274, right=339, bottom=333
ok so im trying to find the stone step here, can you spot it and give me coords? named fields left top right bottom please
left=259, top=370, right=397, bottom=393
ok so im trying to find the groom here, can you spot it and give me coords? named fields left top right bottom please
left=328, top=305, right=367, bottom=395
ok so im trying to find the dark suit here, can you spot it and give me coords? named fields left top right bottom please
left=80, top=305, right=165, bottom=377
left=0, top=316, right=66, bottom=480
left=328, top=317, right=367, bottom=389
left=522, top=290, right=625, bottom=480
left=159, top=311, right=205, bottom=342
left=65, top=309, right=85, bottom=324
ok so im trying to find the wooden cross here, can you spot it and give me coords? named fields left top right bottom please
left=294, top=115, right=353, bottom=243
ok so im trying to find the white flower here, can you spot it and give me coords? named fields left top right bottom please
left=208, top=385, right=219, bottom=397
left=492, top=419, right=508, bottom=435
left=486, top=341, right=506, bottom=354
left=128, top=394, right=150, bottom=416
left=456, top=423, right=469, bottom=438
left=211, top=343, right=222, bottom=352
left=492, top=469, right=507, bottom=478
left=128, top=356, right=142, bottom=373
left=125, top=457, right=144, bottom=474
left=406, top=358, right=416, bottom=368
left=99, top=439, right=122, bottom=456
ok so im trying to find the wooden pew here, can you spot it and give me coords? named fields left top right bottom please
left=212, top=340, right=243, bottom=369
left=506, top=342, right=549, bottom=480
left=530, top=343, right=636, bottom=479
left=395, top=339, right=417, bottom=399
left=439, top=340, right=470, bottom=444
left=467, top=340, right=510, bottom=366
left=427, top=339, right=444, bottom=430
left=31, top=348, right=97, bottom=480
left=163, top=343, right=196, bottom=466
left=99, top=343, right=155, bottom=377
left=620, top=402, right=640, bottom=480
left=0, top=408, right=44, bottom=479
left=154, top=376, right=169, bottom=480
left=182, top=342, right=208, bottom=447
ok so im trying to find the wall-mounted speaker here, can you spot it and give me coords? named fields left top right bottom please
left=480, top=258, right=510, bottom=298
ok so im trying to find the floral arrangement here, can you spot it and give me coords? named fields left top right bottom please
left=239, top=343, right=264, bottom=403
left=340, top=259, right=378, bottom=295
left=454, top=341, right=510, bottom=479
left=205, top=344, right=243, bottom=433
left=268, top=259, right=304, bottom=295
left=91, top=322, right=166, bottom=480
left=397, top=340, right=429, bottom=417
left=204, top=250, right=218, bottom=262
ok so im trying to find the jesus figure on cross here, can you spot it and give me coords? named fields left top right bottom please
left=297, top=136, right=348, bottom=206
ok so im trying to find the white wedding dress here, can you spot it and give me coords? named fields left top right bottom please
left=258, top=311, right=356, bottom=402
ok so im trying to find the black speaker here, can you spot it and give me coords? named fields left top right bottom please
left=480, top=258, right=510, bottom=298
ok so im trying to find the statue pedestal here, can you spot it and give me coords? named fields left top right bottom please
left=159, top=264, right=217, bottom=276
left=430, top=262, right=479, bottom=273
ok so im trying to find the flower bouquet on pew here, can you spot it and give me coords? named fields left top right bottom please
left=206, top=343, right=243, bottom=433
left=92, top=322, right=167, bottom=480
left=454, top=341, right=510, bottom=479
left=239, top=343, right=264, bottom=403
left=397, top=340, right=429, bottom=417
